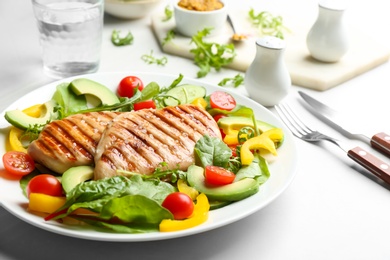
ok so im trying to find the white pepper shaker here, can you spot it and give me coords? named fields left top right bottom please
left=245, top=36, right=291, bottom=107
left=306, top=0, right=349, bottom=62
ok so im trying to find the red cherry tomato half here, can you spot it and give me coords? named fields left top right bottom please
left=205, top=165, right=235, bottom=186
left=133, top=100, right=156, bottom=111
left=162, top=192, right=194, bottom=220
left=26, top=174, right=63, bottom=198
left=213, top=114, right=227, bottom=122
left=2, top=151, right=35, bottom=176
left=209, top=91, right=236, bottom=111
left=117, top=76, right=144, bottom=98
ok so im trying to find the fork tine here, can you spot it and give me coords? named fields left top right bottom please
left=275, top=103, right=315, bottom=137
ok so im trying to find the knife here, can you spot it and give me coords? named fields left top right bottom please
left=298, top=91, right=390, bottom=157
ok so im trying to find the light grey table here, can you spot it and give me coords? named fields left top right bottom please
left=1, top=0, right=390, bottom=259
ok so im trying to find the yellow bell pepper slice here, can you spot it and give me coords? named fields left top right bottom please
left=223, top=130, right=239, bottom=146
left=28, top=193, right=66, bottom=214
left=7, top=104, right=44, bottom=152
left=191, top=97, right=207, bottom=109
left=159, top=193, right=210, bottom=232
left=177, top=179, right=199, bottom=200
left=240, top=128, right=284, bottom=165
left=22, top=104, right=44, bottom=118
left=8, top=127, right=27, bottom=152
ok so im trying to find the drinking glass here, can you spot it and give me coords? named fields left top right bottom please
left=32, top=0, right=104, bottom=79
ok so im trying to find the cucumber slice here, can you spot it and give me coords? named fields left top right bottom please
left=164, top=84, right=206, bottom=107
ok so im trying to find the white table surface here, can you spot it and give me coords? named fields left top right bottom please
left=1, top=0, right=390, bottom=259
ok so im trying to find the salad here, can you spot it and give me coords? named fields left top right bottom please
left=1, top=74, right=284, bottom=234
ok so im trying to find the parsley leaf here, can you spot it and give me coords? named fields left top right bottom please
left=141, top=50, right=168, bottom=65
left=248, top=9, right=289, bottom=39
left=162, top=29, right=176, bottom=46
left=111, top=30, right=134, bottom=46
left=218, top=74, right=244, bottom=88
left=162, top=5, right=173, bottom=21
left=190, top=28, right=236, bottom=78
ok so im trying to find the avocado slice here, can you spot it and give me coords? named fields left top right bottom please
left=62, top=165, right=94, bottom=193
left=218, top=116, right=276, bottom=135
left=4, top=100, right=58, bottom=130
left=187, top=165, right=259, bottom=201
left=69, top=78, right=120, bottom=106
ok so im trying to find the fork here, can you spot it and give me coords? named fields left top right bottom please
left=275, top=103, right=390, bottom=185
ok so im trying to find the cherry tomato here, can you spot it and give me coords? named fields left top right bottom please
left=209, top=91, right=236, bottom=111
left=220, top=129, right=226, bottom=139
left=2, top=151, right=35, bottom=176
left=205, top=165, right=235, bottom=186
left=229, top=145, right=238, bottom=157
left=213, top=114, right=226, bottom=122
left=26, top=174, right=63, bottom=198
left=133, top=100, right=156, bottom=111
left=117, top=76, right=144, bottom=98
left=162, top=192, right=194, bottom=220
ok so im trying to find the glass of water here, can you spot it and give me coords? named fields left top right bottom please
left=32, top=0, right=104, bottom=79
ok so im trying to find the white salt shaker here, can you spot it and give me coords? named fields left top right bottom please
left=306, top=0, right=349, bottom=62
left=245, top=36, right=291, bottom=107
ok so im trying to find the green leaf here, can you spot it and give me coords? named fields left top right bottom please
left=52, top=175, right=175, bottom=220
left=141, top=50, right=168, bottom=65
left=194, top=135, right=232, bottom=168
left=190, top=28, right=236, bottom=78
left=73, top=216, right=158, bottom=233
left=111, top=30, right=134, bottom=46
left=218, top=74, right=244, bottom=88
left=162, top=5, right=173, bottom=22
left=51, top=82, right=87, bottom=118
left=140, top=82, right=160, bottom=101
left=248, top=8, right=289, bottom=39
left=100, top=195, right=173, bottom=224
left=162, top=29, right=176, bottom=46
left=234, top=154, right=270, bottom=184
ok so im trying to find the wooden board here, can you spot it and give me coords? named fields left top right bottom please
left=151, top=10, right=390, bottom=91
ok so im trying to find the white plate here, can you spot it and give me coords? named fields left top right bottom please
left=0, top=72, right=297, bottom=242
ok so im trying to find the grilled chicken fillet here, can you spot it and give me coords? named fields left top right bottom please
left=27, top=111, right=119, bottom=173
left=94, top=104, right=221, bottom=180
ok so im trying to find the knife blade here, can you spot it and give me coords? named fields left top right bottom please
left=298, top=91, right=390, bottom=157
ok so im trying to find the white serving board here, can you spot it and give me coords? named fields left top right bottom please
left=151, top=10, right=390, bottom=91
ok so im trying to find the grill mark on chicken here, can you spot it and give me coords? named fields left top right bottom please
left=28, top=105, right=221, bottom=178
left=94, top=105, right=221, bottom=180
left=136, top=110, right=195, bottom=153
left=28, top=111, right=119, bottom=173
left=125, top=113, right=188, bottom=161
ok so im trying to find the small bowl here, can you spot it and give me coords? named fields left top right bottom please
left=174, top=0, right=227, bottom=37
left=104, top=0, right=163, bottom=19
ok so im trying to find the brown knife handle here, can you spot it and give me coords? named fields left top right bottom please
left=371, top=132, right=390, bottom=157
left=347, top=146, right=390, bottom=185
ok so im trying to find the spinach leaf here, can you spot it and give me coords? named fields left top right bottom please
left=53, top=175, right=175, bottom=219
left=69, top=195, right=173, bottom=233
left=235, top=154, right=270, bottom=184
left=194, top=135, right=232, bottom=168
left=100, top=194, right=172, bottom=224
left=74, top=216, right=158, bottom=233
left=52, top=82, right=87, bottom=119
left=140, top=82, right=160, bottom=101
